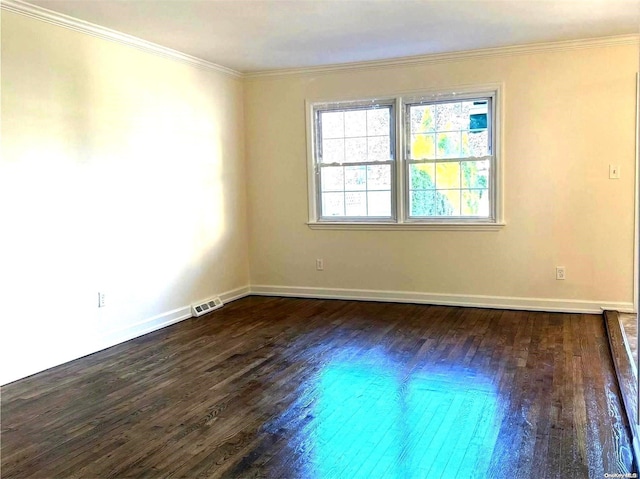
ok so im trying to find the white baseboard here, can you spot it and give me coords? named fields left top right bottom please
left=102, top=285, right=251, bottom=348
left=250, top=284, right=635, bottom=314
left=101, top=305, right=192, bottom=347
left=220, top=285, right=251, bottom=303
left=1, top=285, right=251, bottom=386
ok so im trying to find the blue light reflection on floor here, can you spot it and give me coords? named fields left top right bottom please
left=311, top=349, right=499, bottom=479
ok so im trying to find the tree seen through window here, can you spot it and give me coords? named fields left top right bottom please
left=408, top=100, right=490, bottom=218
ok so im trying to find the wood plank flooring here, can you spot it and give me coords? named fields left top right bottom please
left=619, top=313, right=638, bottom=365
left=605, top=310, right=639, bottom=467
left=1, top=297, right=635, bottom=478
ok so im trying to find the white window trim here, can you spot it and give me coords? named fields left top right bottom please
left=305, top=83, right=505, bottom=230
left=310, top=98, right=397, bottom=222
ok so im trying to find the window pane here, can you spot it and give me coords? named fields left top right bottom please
left=345, top=138, right=367, bottom=163
left=466, top=130, right=489, bottom=157
left=367, top=191, right=391, bottom=216
left=436, top=190, right=461, bottom=216
left=368, top=136, right=391, bottom=161
left=322, top=193, right=344, bottom=216
left=367, top=108, right=390, bottom=136
left=322, top=138, right=344, bottom=163
left=436, top=162, right=460, bottom=189
left=461, top=131, right=470, bottom=157
left=345, top=192, right=367, bottom=216
left=468, top=100, right=489, bottom=130
left=345, top=165, right=367, bottom=191
left=344, top=110, right=367, bottom=138
left=461, top=160, right=489, bottom=189
left=321, top=166, right=344, bottom=192
left=410, top=134, right=436, bottom=160
left=367, top=164, right=391, bottom=190
left=462, top=189, right=490, bottom=216
left=460, top=101, right=473, bottom=125
left=409, top=164, right=435, bottom=190
left=436, top=132, right=461, bottom=159
left=410, top=190, right=436, bottom=216
left=321, top=111, right=344, bottom=139
left=435, top=102, right=464, bottom=131
left=410, top=105, right=436, bottom=133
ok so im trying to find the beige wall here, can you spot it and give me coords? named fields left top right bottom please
left=1, top=12, right=249, bottom=384
left=245, top=43, right=638, bottom=310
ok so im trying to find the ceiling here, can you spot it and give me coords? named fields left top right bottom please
left=24, top=0, right=640, bottom=73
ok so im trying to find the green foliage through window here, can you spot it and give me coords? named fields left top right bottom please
left=407, top=98, right=491, bottom=218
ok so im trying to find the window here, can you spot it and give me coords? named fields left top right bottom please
left=307, top=86, right=502, bottom=229
left=313, top=100, right=396, bottom=221
left=405, top=97, right=492, bottom=219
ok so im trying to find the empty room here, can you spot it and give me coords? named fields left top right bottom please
left=2, top=0, right=640, bottom=477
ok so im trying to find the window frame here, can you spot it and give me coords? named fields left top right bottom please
left=305, top=84, right=504, bottom=230
left=310, top=98, right=398, bottom=223
left=402, top=90, right=497, bottom=224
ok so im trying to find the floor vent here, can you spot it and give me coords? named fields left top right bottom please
left=192, top=297, right=224, bottom=317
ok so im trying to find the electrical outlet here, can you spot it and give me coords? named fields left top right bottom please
left=98, top=292, right=106, bottom=308
left=555, top=267, right=566, bottom=281
left=316, top=259, right=324, bottom=271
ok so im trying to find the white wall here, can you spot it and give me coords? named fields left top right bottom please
left=244, top=42, right=639, bottom=312
left=0, top=11, right=249, bottom=385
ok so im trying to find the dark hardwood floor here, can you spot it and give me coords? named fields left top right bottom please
left=605, top=310, right=639, bottom=466
left=1, top=297, right=635, bottom=478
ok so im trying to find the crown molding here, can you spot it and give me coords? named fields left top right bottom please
left=0, top=0, right=243, bottom=78
left=245, top=34, right=640, bottom=79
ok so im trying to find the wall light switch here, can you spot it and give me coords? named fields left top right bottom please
left=609, top=165, right=620, bottom=179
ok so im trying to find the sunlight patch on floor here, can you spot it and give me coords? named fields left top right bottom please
left=311, top=350, right=499, bottom=479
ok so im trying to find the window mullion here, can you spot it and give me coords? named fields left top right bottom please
left=394, top=97, right=406, bottom=223
left=321, top=160, right=394, bottom=168
left=406, top=155, right=492, bottom=164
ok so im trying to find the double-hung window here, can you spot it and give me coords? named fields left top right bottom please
left=307, top=86, right=501, bottom=229
left=312, top=100, right=396, bottom=220
left=405, top=95, right=493, bottom=219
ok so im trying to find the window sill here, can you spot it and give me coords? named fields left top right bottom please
left=306, top=221, right=506, bottom=231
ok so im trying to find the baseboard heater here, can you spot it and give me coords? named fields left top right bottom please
left=191, top=296, right=224, bottom=317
